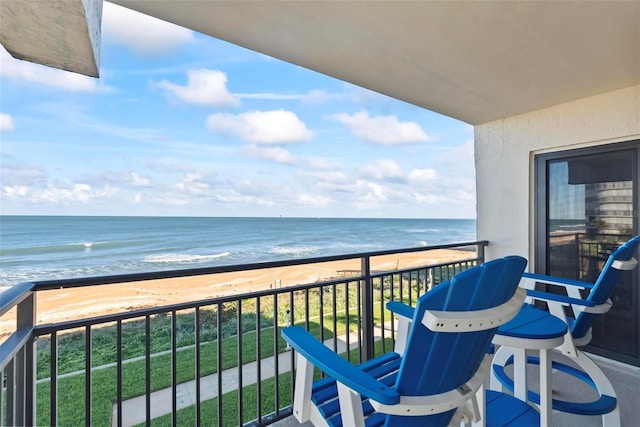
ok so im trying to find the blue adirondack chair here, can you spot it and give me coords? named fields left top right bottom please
left=282, top=256, right=539, bottom=426
left=492, top=235, right=640, bottom=426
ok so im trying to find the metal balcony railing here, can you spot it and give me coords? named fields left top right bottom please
left=1, top=240, right=487, bottom=426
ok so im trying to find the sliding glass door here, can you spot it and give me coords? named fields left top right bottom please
left=535, top=141, right=639, bottom=365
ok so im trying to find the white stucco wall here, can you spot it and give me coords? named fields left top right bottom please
left=475, top=85, right=640, bottom=266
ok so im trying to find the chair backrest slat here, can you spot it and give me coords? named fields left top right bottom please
left=385, top=256, right=527, bottom=427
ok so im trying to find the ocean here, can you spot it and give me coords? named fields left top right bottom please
left=0, top=216, right=476, bottom=290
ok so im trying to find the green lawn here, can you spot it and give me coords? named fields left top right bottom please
left=134, top=338, right=393, bottom=427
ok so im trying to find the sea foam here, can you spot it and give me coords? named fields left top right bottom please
left=144, top=252, right=231, bottom=264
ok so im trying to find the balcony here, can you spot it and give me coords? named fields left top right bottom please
left=2, top=240, right=638, bottom=426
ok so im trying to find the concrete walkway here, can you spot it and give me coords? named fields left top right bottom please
left=113, top=327, right=387, bottom=427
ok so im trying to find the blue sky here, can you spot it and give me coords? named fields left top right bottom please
left=0, top=2, right=475, bottom=219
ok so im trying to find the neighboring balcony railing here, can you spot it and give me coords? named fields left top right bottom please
left=1, top=240, right=487, bottom=426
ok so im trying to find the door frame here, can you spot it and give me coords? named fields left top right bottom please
left=534, top=139, right=640, bottom=365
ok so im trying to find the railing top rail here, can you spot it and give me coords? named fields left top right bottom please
left=33, top=255, right=483, bottom=335
left=25, top=240, right=488, bottom=292
left=0, top=326, right=32, bottom=370
left=0, top=280, right=34, bottom=317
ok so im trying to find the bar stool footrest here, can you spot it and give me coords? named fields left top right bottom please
left=492, top=355, right=617, bottom=416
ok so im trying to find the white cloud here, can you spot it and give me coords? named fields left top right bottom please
left=0, top=161, right=46, bottom=186
left=359, top=159, right=406, bottom=181
left=404, top=140, right=476, bottom=212
left=0, top=47, right=102, bottom=92
left=173, top=173, right=211, bottom=196
left=214, top=189, right=275, bottom=207
left=236, top=93, right=301, bottom=101
left=301, top=89, right=346, bottom=104
left=298, top=169, right=348, bottom=184
left=2, top=185, right=29, bottom=199
left=305, top=157, right=343, bottom=171
left=356, top=180, right=388, bottom=203
left=408, top=168, right=438, bottom=185
left=6, top=183, right=92, bottom=204
left=206, top=110, right=314, bottom=144
left=102, top=3, right=194, bottom=56
left=233, top=89, right=346, bottom=104
left=156, top=69, right=240, bottom=107
left=130, top=172, right=151, bottom=187
left=0, top=113, right=15, bottom=131
left=297, top=193, right=332, bottom=207
left=329, top=111, right=431, bottom=145
left=242, top=145, right=296, bottom=164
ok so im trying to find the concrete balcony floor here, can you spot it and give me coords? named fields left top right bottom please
left=272, top=352, right=640, bottom=426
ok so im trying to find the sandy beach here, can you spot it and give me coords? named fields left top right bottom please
left=1, top=249, right=474, bottom=337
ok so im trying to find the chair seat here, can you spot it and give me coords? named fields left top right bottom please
left=309, top=351, right=540, bottom=427
left=497, top=304, right=567, bottom=340
left=486, top=390, right=540, bottom=426
left=311, top=352, right=402, bottom=426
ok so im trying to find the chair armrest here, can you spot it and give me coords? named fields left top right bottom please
left=386, top=301, right=415, bottom=355
left=521, top=272, right=593, bottom=290
left=385, top=301, right=415, bottom=320
left=526, top=290, right=611, bottom=315
left=526, top=290, right=596, bottom=308
left=281, top=326, right=399, bottom=405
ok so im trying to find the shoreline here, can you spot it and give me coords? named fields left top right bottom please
left=1, top=249, right=474, bottom=338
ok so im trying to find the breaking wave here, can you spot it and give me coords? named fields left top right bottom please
left=144, top=252, right=231, bottom=264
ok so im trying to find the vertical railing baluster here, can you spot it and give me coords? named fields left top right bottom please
left=85, top=325, right=91, bottom=427
left=409, top=271, right=414, bottom=306
left=16, top=292, right=35, bottom=426
left=1, top=367, right=5, bottom=425
left=195, top=307, right=201, bottom=427
left=380, top=276, right=387, bottom=354
left=256, top=297, right=262, bottom=423
left=50, top=331, right=57, bottom=426
left=171, top=311, right=177, bottom=426
left=345, top=282, right=351, bottom=362
left=237, top=300, right=243, bottom=425
left=273, top=293, right=280, bottom=415
left=361, top=255, right=374, bottom=361
left=216, top=303, right=223, bottom=427
left=304, top=289, right=310, bottom=331
left=319, top=285, right=325, bottom=345
left=6, top=359, right=15, bottom=427
left=356, top=278, right=362, bottom=363
left=145, top=315, right=151, bottom=426
left=289, top=292, right=295, bottom=402
left=116, top=320, right=122, bottom=427
left=380, top=276, right=386, bottom=353
left=13, top=337, right=24, bottom=425
left=477, top=241, right=486, bottom=264
left=332, top=284, right=338, bottom=352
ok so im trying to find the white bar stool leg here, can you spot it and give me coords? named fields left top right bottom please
left=539, top=349, right=552, bottom=427
left=512, top=348, right=528, bottom=402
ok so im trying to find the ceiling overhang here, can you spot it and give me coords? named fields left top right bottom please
left=110, top=1, right=640, bottom=125
left=2, top=1, right=639, bottom=125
